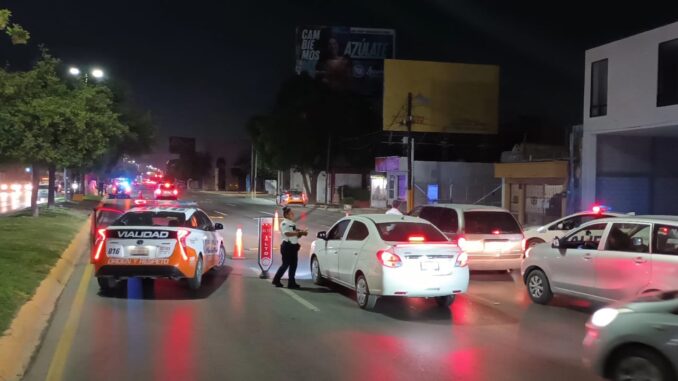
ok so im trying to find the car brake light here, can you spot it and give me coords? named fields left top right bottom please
left=592, top=205, right=601, bottom=214
left=455, top=252, right=468, bottom=267
left=172, top=189, right=178, bottom=196
left=177, top=229, right=190, bottom=261
left=112, top=186, right=117, bottom=193
left=521, top=238, right=528, bottom=252
left=377, top=248, right=402, bottom=268
left=94, top=228, right=107, bottom=260
left=491, top=229, right=501, bottom=235
left=154, top=188, right=161, bottom=195
left=165, top=182, right=171, bottom=188
left=408, top=235, right=425, bottom=243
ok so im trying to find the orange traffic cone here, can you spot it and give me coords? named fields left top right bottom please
left=230, top=225, right=244, bottom=259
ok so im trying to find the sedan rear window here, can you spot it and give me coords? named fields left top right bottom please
left=112, top=212, right=186, bottom=227
left=376, top=222, right=448, bottom=242
left=463, top=211, right=521, bottom=234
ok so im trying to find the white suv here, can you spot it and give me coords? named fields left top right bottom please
left=522, top=216, right=678, bottom=305
left=310, top=214, right=469, bottom=310
left=411, top=204, right=524, bottom=271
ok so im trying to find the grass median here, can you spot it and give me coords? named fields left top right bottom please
left=0, top=207, right=87, bottom=334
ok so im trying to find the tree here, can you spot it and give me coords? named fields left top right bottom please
left=248, top=73, right=377, bottom=202
left=0, top=9, right=29, bottom=44
left=0, top=53, right=127, bottom=215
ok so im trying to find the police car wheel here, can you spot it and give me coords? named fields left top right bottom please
left=97, top=277, right=117, bottom=292
left=217, top=245, right=226, bottom=268
left=188, top=256, right=203, bottom=291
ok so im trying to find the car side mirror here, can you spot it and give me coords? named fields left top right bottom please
left=537, top=226, right=547, bottom=234
left=551, top=237, right=561, bottom=248
left=214, top=223, right=224, bottom=230
left=317, top=231, right=327, bottom=240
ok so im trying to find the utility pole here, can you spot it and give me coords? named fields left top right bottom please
left=406, top=92, right=414, bottom=212
left=325, top=134, right=331, bottom=205
left=250, top=144, right=255, bottom=198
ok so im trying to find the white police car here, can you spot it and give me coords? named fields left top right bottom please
left=91, top=201, right=226, bottom=292
left=523, top=206, right=628, bottom=249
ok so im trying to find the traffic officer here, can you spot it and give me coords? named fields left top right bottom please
left=272, top=207, right=307, bottom=289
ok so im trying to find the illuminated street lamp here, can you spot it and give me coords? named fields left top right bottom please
left=68, top=66, right=105, bottom=84
left=91, top=68, right=104, bottom=79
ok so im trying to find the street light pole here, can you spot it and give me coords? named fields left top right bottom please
left=406, top=92, right=414, bottom=213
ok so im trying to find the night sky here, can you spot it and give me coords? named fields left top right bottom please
left=3, top=0, right=678, bottom=165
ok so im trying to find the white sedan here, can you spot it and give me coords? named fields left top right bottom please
left=523, top=207, right=626, bottom=249
left=310, top=214, right=469, bottom=310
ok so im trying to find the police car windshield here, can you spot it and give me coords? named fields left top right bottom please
left=112, top=211, right=186, bottom=227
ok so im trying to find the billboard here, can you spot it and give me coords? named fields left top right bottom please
left=295, top=26, right=395, bottom=96
left=169, top=136, right=195, bottom=155
left=383, top=59, right=499, bottom=134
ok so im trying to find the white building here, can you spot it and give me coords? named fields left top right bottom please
left=582, top=21, right=678, bottom=214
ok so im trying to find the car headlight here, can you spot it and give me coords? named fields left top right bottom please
left=590, top=307, right=631, bottom=328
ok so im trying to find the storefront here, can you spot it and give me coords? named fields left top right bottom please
left=494, top=161, right=568, bottom=227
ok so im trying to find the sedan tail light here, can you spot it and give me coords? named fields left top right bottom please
left=177, top=229, right=190, bottom=260
left=154, top=188, right=161, bottom=195
left=455, top=252, right=468, bottom=267
left=377, top=248, right=402, bottom=268
left=93, top=228, right=107, bottom=261
left=172, top=189, right=178, bottom=196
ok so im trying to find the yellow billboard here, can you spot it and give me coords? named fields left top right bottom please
left=383, top=59, right=499, bottom=134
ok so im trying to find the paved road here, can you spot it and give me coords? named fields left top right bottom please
left=0, top=190, right=44, bottom=214
left=23, top=192, right=603, bottom=381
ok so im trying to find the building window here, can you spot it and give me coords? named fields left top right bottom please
left=590, top=59, right=608, bottom=117
left=658, top=38, right=678, bottom=107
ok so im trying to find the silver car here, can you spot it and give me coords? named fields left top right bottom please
left=583, top=291, right=678, bottom=381
left=411, top=204, right=524, bottom=271
left=522, top=216, right=678, bottom=304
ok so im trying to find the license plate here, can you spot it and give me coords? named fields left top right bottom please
left=130, top=247, right=149, bottom=256
left=484, top=242, right=504, bottom=253
left=420, top=261, right=439, bottom=271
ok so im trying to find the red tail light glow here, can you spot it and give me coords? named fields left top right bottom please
left=491, top=229, right=501, bottom=235
left=455, top=252, right=468, bottom=267
left=112, top=187, right=117, bottom=193
left=408, top=235, right=425, bottom=243
left=377, top=248, right=402, bottom=268
left=521, top=238, right=528, bottom=252
left=177, top=229, right=190, bottom=260
left=172, top=189, right=178, bottom=196
left=154, top=188, right=161, bottom=195
left=165, top=182, right=171, bottom=188
left=93, top=228, right=107, bottom=260
left=592, top=205, right=601, bottom=214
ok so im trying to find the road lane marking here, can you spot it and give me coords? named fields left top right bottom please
left=259, top=211, right=274, bottom=216
left=280, top=288, right=320, bottom=312
left=224, top=203, right=236, bottom=207
left=215, top=211, right=228, bottom=216
left=45, top=264, right=93, bottom=381
left=466, top=294, right=501, bottom=306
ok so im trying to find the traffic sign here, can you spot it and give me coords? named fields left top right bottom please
left=258, top=217, right=274, bottom=277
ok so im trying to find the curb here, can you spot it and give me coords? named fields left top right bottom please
left=0, top=219, right=90, bottom=381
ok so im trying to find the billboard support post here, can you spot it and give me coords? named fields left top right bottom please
left=406, top=92, right=414, bottom=213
